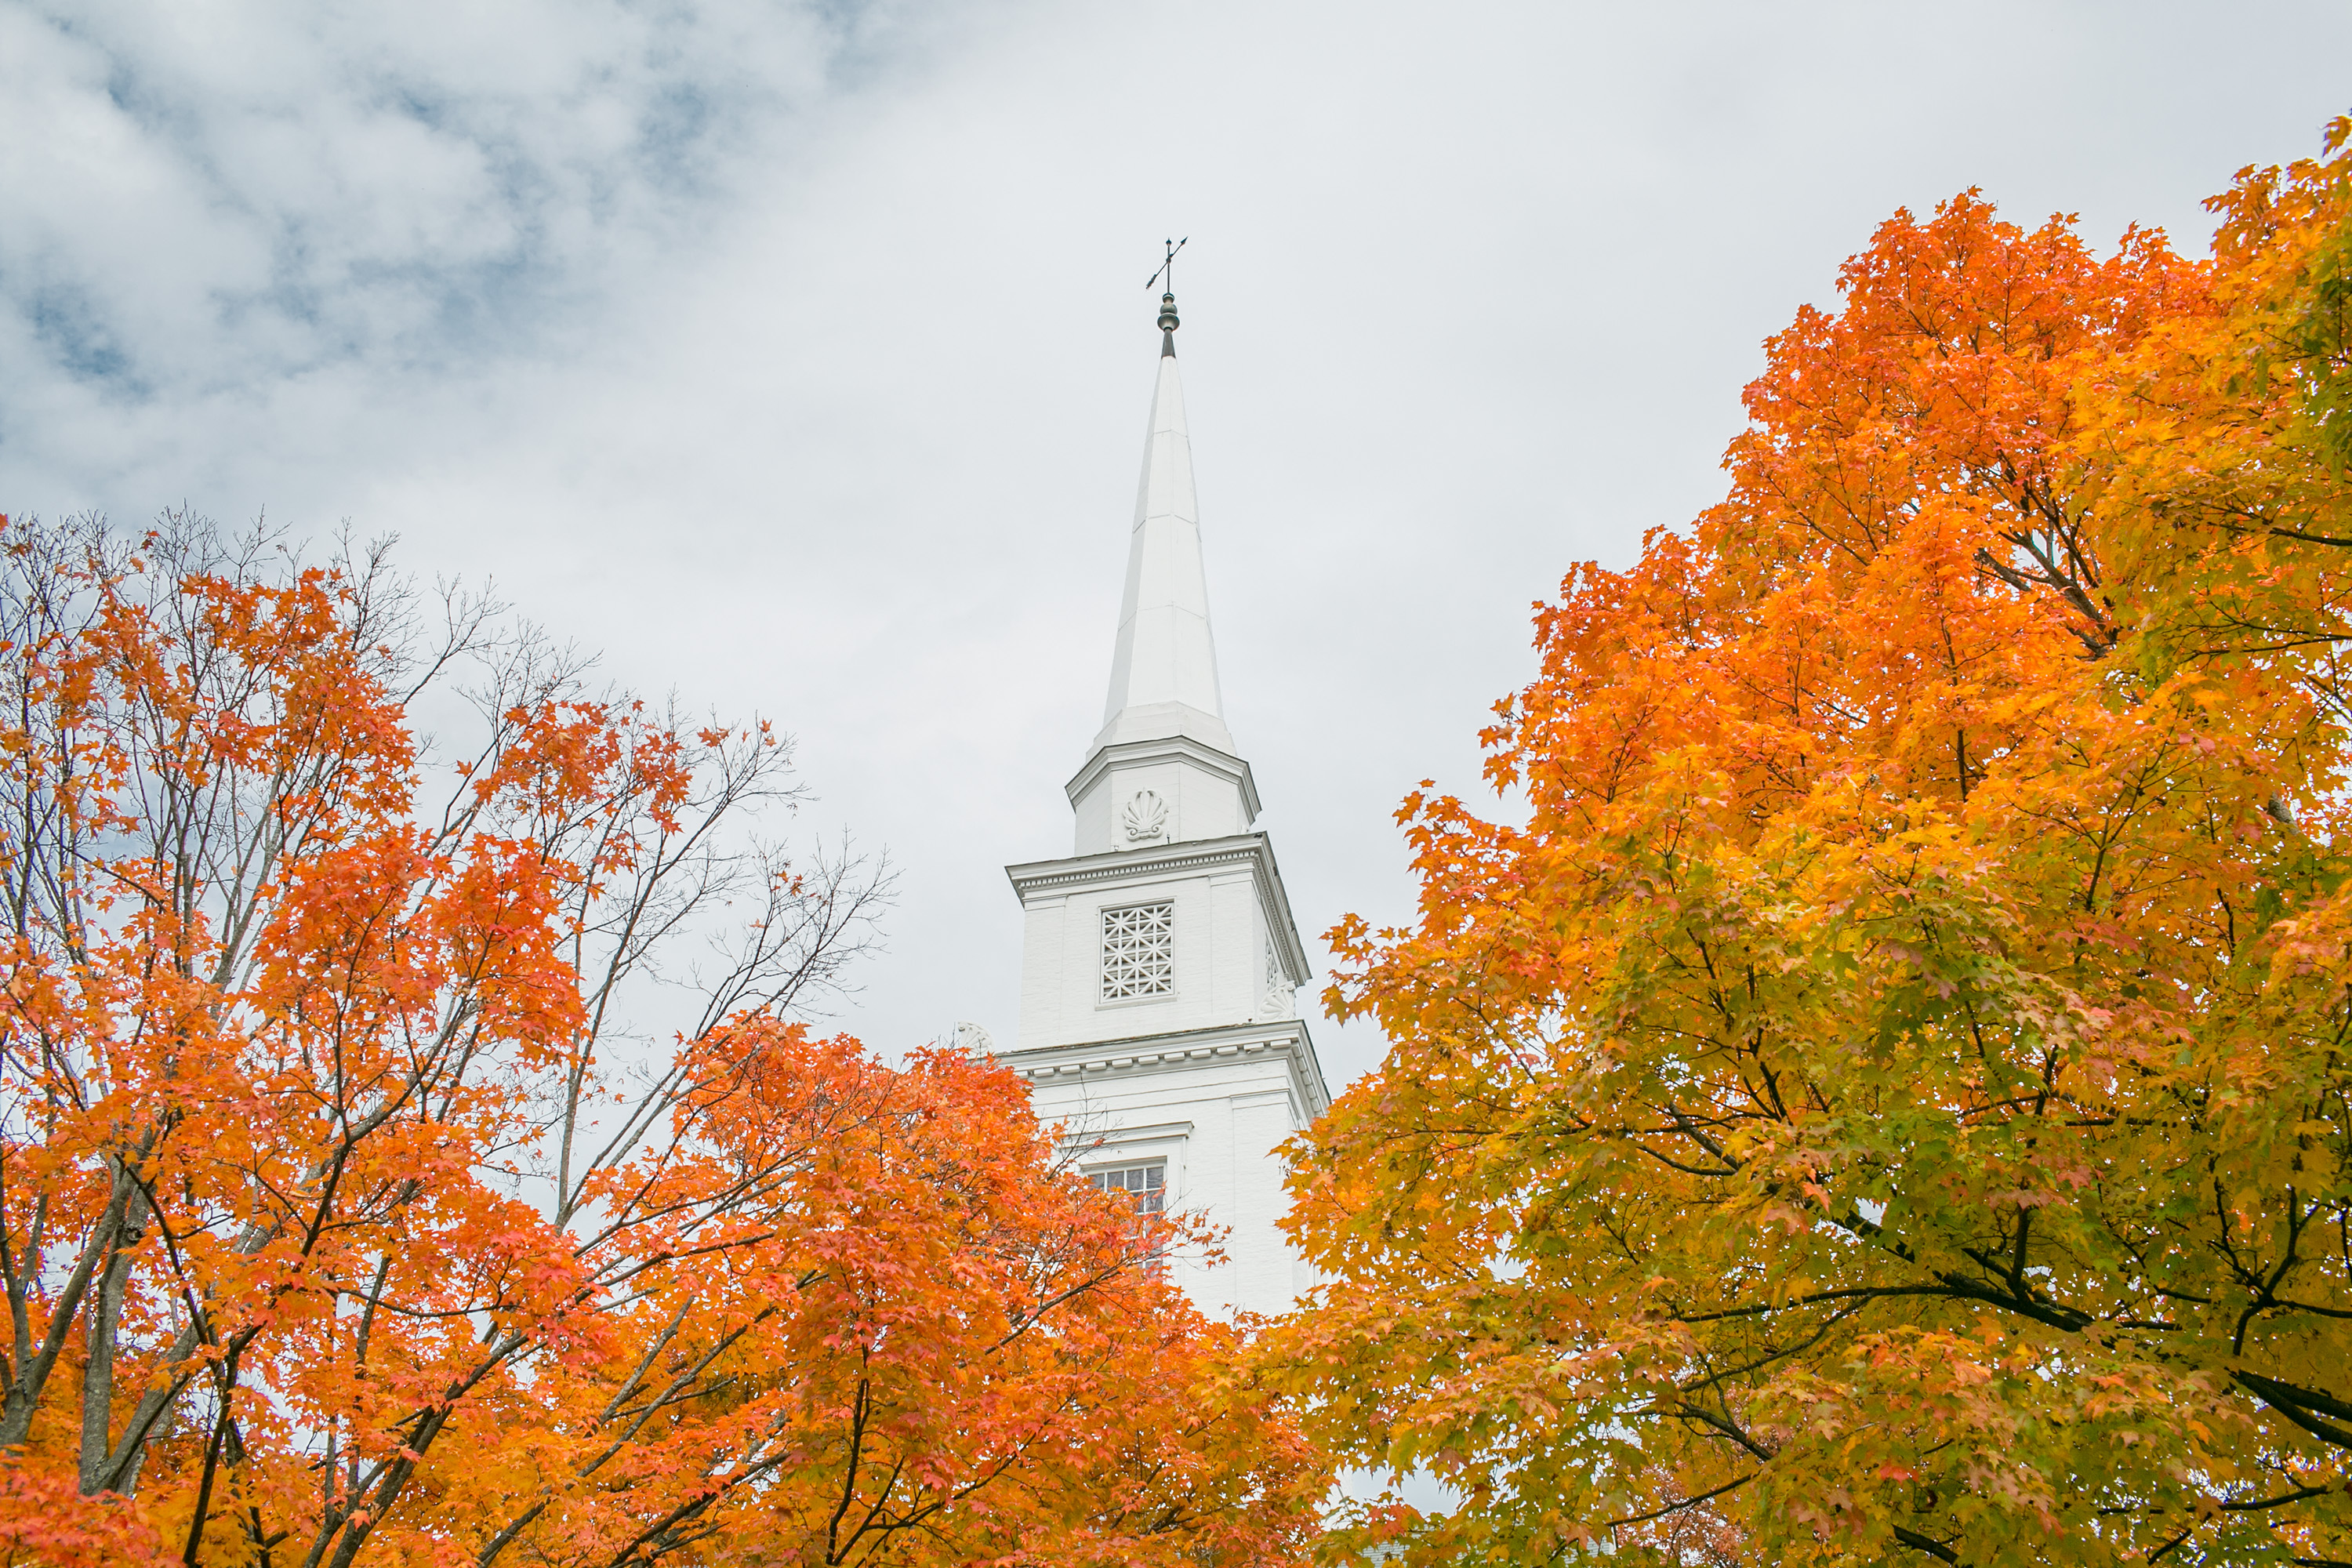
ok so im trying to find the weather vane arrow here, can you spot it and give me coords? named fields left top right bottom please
left=1145, top=237, right=1187, bottom=294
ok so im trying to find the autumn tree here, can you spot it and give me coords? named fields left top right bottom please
left=0, top=511, right=1322, bottom=1566
left=1270, top=122, right=2352, bottom=1566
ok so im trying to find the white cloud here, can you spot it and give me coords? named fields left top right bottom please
left=0, top=0, right=884, bottom=400
left=4, top=0, right=2350, bottom=1085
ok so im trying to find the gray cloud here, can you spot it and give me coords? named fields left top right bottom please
left=0, top=1, right=894, bottom=400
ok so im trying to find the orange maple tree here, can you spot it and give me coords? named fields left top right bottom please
left=1269, top=122, right=2352, bottom=1566
left=0, top=513, right=1322, bottom=1566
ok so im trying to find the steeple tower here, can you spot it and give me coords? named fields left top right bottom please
left=997, top=279, right=1330, bottom=1320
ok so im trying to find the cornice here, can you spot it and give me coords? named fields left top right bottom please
left=998, top=1018, right=1332, bottom=1118
left=1006, top=831, right=1261, bottom=891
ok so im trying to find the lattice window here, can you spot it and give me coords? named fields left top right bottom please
left=1101, top=901, right=1175, bottom=1000
left=1088, top=1163, right=1166, bottom=1216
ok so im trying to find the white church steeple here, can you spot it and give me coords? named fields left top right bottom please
left=996, top=278, right=1330, bottom=1320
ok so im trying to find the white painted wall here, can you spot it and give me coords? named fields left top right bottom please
left=1011, top=1028, right=1325, bottom=1319
left=1000, top=830, right=1329, bottom=1319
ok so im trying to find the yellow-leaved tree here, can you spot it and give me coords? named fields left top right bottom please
left=1269, top=121, right=2352, bottom=1566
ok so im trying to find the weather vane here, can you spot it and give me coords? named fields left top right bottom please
left=1145, top=237, right=1188, bottom=295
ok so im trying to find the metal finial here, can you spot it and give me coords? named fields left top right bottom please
left=1145, top=238, right=1187, bottom=354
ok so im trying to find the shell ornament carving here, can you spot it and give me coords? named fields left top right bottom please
left=1120, top=789, right=1169, bottom=844
left=1265, top=944, right=1298, bottom=1019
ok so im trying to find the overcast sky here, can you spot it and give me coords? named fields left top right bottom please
left=5, top=0, right=2348, bottom=1085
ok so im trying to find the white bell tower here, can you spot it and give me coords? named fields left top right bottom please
left=1000, top=282, right=1330, bottom=1319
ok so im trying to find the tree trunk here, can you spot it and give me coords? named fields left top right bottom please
left=78, top=1177, right=146, bottom=1494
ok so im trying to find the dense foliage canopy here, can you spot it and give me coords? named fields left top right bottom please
left=0, top=516, right=1322, bottom=1566
left=1272, top=121, right=2352, bottom=1566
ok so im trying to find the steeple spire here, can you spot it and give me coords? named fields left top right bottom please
left=1093, top=281, right=1236, bottom=760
